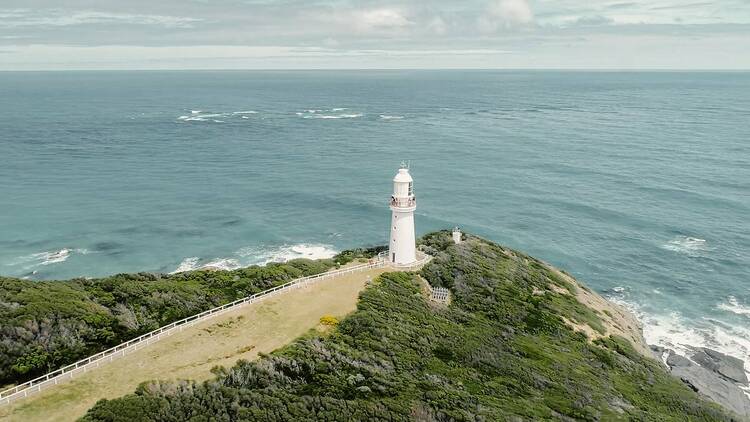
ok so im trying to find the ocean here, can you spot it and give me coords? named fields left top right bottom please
left=1, top=70, right=748, bottom=374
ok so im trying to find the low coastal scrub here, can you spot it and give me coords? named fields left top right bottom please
left=0, top=248, right=381, bottom=388
left=81, top=232, right=733, bottom=421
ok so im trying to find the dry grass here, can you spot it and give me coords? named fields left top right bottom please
left=0, top=267, right=386, bottom=422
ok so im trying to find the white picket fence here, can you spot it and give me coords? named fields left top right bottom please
left=0, top=259, right=387, bottom=406
left=0, top=251, right=432, bottom=406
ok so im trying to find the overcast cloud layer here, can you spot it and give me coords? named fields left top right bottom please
left=1, top=0, right=749, bottom=70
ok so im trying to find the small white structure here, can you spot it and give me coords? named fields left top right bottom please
left=452, top=227, right=462, bottom=244
left=430, top=286, right=450, bottom=303
left=388, top=163, right=417, bottom=266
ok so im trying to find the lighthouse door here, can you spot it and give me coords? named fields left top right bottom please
left=392, top=252, right=395, bottom=262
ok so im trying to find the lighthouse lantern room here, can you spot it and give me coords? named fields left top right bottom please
left=388, top=163, right=417, bottom=266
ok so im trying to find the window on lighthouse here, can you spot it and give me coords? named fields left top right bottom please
left=408, top=182, right=413, bottom=196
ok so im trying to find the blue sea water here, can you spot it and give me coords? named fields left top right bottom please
left=1, top=70, right=749, bottom=368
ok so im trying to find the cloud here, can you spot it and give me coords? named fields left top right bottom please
left=352, top=8, right=413, bottom=31
left=0, top=9, right=202, bottom=28
left=427, top=16, right=448, bottom=35
left=0, top=1, right=749, bottom=69
left=479, top=0, right=534, bottom=32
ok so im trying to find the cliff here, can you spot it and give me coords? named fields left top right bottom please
left=78, top=232, right=739, bottom=421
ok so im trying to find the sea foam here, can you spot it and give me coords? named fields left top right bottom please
left=170, top=243, right=338, bottom=274
left=171, top=257, right=200, bottom=273
left=661, top=236, right=709, bottom=256
left=607, top=294, right=750, bottom=390
left=719, top=296, right=750, bottom=317
left=7, top=248, right=89, bottom=269
left=178, top=109, right=260, bottom=123
left=297, top=108, right=362, bottom=119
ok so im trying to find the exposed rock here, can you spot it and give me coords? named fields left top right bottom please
left=649, top=345, right=669, bottom=367
left=689, top=347, right=749, bottom=385
left=664, top=350, right=750, bottom=418
left=543, top=264, right=651, bottom=358
left=666, top=352, right=693, bottom=368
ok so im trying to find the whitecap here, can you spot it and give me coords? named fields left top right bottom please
left=170, top=244, right=337, bottom=274
left=607, top=296, right=750, bottom=386
left=380, top=114, right=404, bottom=120
left=43, top=249, right=72, bottom=264
left=6, top=248, right=76, bottom=268
left=170, top=257, right=200, bottom=274
left=190, top=110, right=202, bottom=114
left=232, top=110, right=258, bottom=115
left=718, top=296, right=750, bottom=317
left=305, top=113, right=362, bottom=119
left=236, top=243, right=337, bottom=265
left=200, top=258, right=241, bottom=271
left=661, top=236, right=708, bottom=256
left=331, top=108, right=347, bottom=111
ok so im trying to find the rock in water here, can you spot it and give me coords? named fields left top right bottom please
left=665, top=350, right=750, bottom=417
left=690, top=347, right=749, bottom=385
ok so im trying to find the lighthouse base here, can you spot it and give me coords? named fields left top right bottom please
left=389, top=209, right=416, bottom=266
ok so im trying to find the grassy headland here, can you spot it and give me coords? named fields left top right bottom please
left=78, top=232, right=735, bottom=421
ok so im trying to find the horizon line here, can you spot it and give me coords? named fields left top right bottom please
left=2, top=68, right=749, bottom=72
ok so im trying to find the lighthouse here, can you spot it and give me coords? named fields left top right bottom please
left=388, top=164, right=417, bottom=266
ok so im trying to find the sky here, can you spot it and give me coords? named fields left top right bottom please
left=1, top=0, right=749, bottom=70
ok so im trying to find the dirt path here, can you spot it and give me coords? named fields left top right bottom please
left=0, top=267, right=385, bottom=422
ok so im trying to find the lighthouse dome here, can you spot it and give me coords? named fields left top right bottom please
left=393, top=168, right=413, bottom=183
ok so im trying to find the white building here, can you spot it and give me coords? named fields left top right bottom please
left=452, top=227, right=462, bottom=244
left=388, top=164, right=417, bottom=266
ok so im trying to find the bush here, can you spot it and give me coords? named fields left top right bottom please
left=319, top=315, right=339, bottom=326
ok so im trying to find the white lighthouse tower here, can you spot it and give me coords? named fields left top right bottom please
left=388, top=163, right=417, bottom=266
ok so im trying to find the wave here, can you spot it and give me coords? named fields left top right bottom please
left=169, top=243, right=338, bottom=274
left=5, top=247, right=93, bottom=271
left=607, top=295, right=750, bottom=387
left=303, top=113, right=362, bottom=119
left=379, top=114, right=404, bottom=120
left=200, top=258, right=241, bottom=271
left=297, top=109, right=362, bottom=120
left=170, top=257, right=200, bottom=273
left=236, top=243, right=337, bottom=264
left=178, top=109, right=260, bottom=123
left=718, top=296, right=750, bottom=317
left=661, top=236, right=709, bottom=256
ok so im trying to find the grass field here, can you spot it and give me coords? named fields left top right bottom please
left=0, top=267, right=386, bottom=422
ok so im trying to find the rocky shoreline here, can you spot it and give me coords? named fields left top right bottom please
left=651, top=344, right=750, bottom=418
